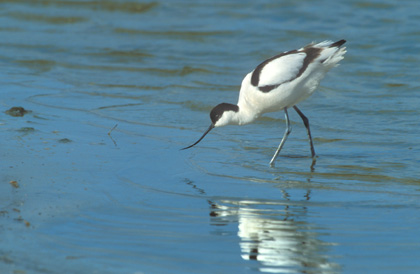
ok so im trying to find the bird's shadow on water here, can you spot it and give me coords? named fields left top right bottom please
left=183, top=176, right=340, bottom=273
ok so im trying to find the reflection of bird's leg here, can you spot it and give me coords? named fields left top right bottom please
left=304, top=189, right=311, bottom=201
left=293, top=106, right=316, bottom=158
left=270, top=108, right=292, bottom=167
left=281, top=189, right=290, bottom=201
left=310, top=157, right=317, bottom=172
left=280, top=189, right=291, bottom=221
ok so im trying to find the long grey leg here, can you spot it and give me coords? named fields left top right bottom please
left=293, top=106, right=316, bottom=158
left=270, top=108, right=292, bottom=167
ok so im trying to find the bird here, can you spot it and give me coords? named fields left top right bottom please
left=182, top=39, right=346, bottom=166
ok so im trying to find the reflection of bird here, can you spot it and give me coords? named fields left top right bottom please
left=207, top=197, right=339, bottom=273
left=237, top=206, right=338, bottom=273
left=182, top=40, right=346, bottom=166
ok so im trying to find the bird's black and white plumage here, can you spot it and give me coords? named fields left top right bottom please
left=183, top=40, right=347, bottom=166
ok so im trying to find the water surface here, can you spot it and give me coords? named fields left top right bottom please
left=1, top=0, right=420, bottom=273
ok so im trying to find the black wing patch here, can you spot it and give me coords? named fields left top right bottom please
left=329, top=39, right=346, bottom=48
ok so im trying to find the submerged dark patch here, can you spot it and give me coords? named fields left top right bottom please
left=210, top=103, right=239, bottom=124
left=5, top=106, right=30, bottom=117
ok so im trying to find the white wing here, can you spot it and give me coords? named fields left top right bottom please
left=250, top=51, right=309, bottom=92
left=256, top=52, right=306, bottom=88
left=247, top=40, right=346, bottom=93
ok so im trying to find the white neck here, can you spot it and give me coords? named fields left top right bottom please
left=236, top=102, right=260, bottom=125
left=235, top=73, right=261, bottom=125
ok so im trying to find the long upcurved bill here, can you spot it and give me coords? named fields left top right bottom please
left=181, top=124, right=214, bottom=150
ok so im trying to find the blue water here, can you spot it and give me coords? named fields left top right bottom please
left=1, top=0, right=420, bottom=273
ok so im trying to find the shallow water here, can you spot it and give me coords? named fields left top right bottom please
left=1, top=0, right=420, bottom=273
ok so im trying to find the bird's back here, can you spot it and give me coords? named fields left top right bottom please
left=238, top=40, right=346, bottom=116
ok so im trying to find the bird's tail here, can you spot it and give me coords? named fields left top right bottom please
left=328, top=39, right=346, bottom=48
left=317, top=40, right=347, bottom=68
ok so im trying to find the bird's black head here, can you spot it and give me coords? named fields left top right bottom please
left=181, top=103, right=239, bottom=150
left=210, top=103, right=239, bottom=126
